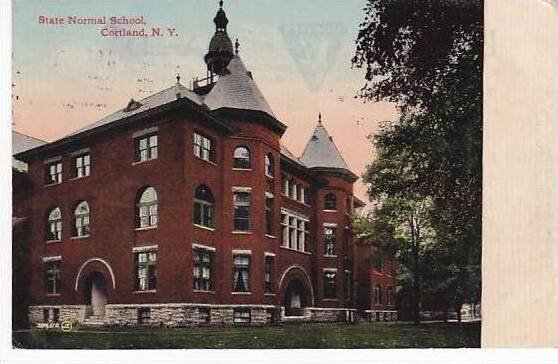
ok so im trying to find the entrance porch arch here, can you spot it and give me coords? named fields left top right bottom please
left=278, top=265, right=315, bottom=316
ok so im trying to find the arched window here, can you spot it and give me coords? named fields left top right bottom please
left=137, top=187, right=158, bottom=228
left=324, top=193, right=337, bottom=210
left=193, top=185, right=214, bottom=228
left=374, top=284, right=383, bottom=305
left=46, top=207, right=62, bottom=241
left=233, top=146, right=251, bottom=169
left=265, top=153, right=274, bottom=177
left=73, top=201, right=90, bottom=237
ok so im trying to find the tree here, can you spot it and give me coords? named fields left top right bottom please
left=353, top=0, right=483, bottom=320
left=359, top=196, right=436, bottom=324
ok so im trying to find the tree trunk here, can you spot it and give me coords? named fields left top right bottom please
left=410, top=214, right=420, bottom=325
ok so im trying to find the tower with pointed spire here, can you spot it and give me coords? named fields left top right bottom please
left=204, top=1, right=235, bottom=80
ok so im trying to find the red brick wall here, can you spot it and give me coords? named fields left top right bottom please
left=23, top=111, right=362, bottom=310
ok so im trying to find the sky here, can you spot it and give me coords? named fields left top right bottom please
left=12, top=0, right=398, bottom=204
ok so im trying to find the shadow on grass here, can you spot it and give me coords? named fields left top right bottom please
left=13, top=321, right=480, bottom=349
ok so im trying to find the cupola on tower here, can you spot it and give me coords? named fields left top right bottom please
left=204, top=0, right=234, bottom=81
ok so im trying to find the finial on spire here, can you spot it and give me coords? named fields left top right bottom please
left=176, top=74, right=181, bottom=83
left=318, top=112, right=322, bottom=124
left=235, top=38, right=240, bottom=55
left=219, top=0, right=223, bottom=8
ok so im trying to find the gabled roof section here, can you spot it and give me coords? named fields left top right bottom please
left=12, top=131, right=46, bottom=171
left=280, top=144, right=306, bottom=167
left=300, top=122, right=350, bottom=170
left=204, top=56, right=275, bottom=118
left=69, top=83, right=204, bottom=136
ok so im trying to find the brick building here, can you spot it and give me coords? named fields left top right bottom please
left=14, top=1, right=395, bottom=327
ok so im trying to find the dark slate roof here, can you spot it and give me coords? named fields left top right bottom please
left=204, top=56, right=275, bottom=118
left=69, top=83, right=204, bottom=136
left=280, top=144, right=306, bottom=167
left=300, top=122, right=350, bottom=170
left=12, top=131, right=46, bottom=171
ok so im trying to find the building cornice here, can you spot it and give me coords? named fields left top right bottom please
left=15, top=97, right=233, bottom=162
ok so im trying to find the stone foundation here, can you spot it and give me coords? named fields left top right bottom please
left=29, top=304, right=357, bottom=327
left=365, top=310, right=398, bottom=322
left=28, top=305, right=87, bottom=325
left=280, top=307, right=356, bottom=323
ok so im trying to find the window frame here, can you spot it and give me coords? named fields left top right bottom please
left=281, top=209, right=310, bottom=253
left=46, top=207, right=62, bottom=241
left=136, top=187, right=158, bottom=229
left=44, top=260, right=61, bottom=295
left=193, top=185, right=215, bottom=229
left=134, top=250, right=157, bottom=291
left=193, top=247, right=214, bottom=292
left=134, top=133, right=158, bottom=163
left=138, top=308, right=151, bottom=325
left=374, top=284, right=383, bottom=305
left=233, top=308, right=251, bottom=325
left=264, top=153, right=274, bottom=177
left=264, top=255, right=274, bottom=294
left=233, top=191, right=251, bottom=232
left=324, top=193, right=337, bottom=211
left=73, top=201, right=90, bottom=237
left=265, top=195, right=273, bottom=235
left=324, top=226, right=336, bottom=256
left=323, top=269, right=337, bottom=299
left=232, top=254, right=251, bottom=293
left=233, top=146, right=251, bottom=170
left=45, top=161, right=63, bottom=185
left=71, top=153, right=91, bottom=179
left=194, top=132, right=215, bottom=163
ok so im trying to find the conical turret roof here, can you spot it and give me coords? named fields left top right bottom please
left=204, top=55, right=275, bottom=117
left=300, top=119, right=350, bottom=171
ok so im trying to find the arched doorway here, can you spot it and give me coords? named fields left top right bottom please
left=83, top=272, right=108, bottom=317
left=283, top=278, right=310, bottom=316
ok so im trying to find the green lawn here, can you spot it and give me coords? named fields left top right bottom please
left=13, top=322, right=480, bottom=349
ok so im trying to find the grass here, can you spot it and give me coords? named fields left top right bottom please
left=13, top=322, right=480, bottom=349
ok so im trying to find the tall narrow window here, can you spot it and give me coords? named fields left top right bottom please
left=44, top=261, right=61, bottom=294
left=233, top=191, right=250, bottom=231
left=324, top=226, right=336, bottom=256
left=289, top=217, right=296, bottom=249
left=324, top=270, right=337, bottom=299
left=233, top=146, right=251, bottom=169
left=233, top=254, right=250, bottom=292
left=193, top=185, right=214, bottom=228
left=374, top=284, right=383, bottom=305
left=264, top=255, right=273, bottom=293
left=324, top=193, right=337, bottom=210
left=265, top=196, right=273, bottom=235
left=297, top=220, right=305, bottom=251
left=135, top=134, right=158, bottom=162
left=387, top=286, right=394, bottom=306
left=194, top=132, right=214, bottom=162
left=73, top=201, right=90, bottom=237
left=281, top=213, right=289, bottom=247
left=289, top=180, right=296, bottom=199
left=299, top=187, right=306, bottom=203
left=193, top=247, right=214, bottom=291
left=344, top=271, right=352, bottom=300
left=265, top=153, right=274, bottom=177
left=46, top=207, right=62, bottom=241
left=135, top=250, right=157, bottom=291
left=45, top=161, right=62, bottom=185
left=72, top=153, right=90, bottom=178
left=136, top=187, right=158, bottom=228
left=283, top=176, right=289, bottom=195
